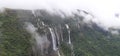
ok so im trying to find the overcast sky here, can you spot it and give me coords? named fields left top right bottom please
left=0, top=0, right=120, bottom=29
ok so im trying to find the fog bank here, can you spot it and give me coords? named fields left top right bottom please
left=0, top=0, right=120, bottom=29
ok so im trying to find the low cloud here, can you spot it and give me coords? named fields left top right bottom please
left=0, top=0, right=120, bottom=30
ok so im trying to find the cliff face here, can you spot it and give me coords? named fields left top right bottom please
left=0, top=9, right=120, bottom=56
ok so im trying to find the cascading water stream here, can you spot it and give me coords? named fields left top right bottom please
left=54, top=28, right=60, bottom=46
left=31, top=10, right=61, bottom=56
left=65, top=24, right=71, bottom=44
left=49, top=27, right=61, bottom=56
left=32, top=10, right=36, bottom=17
left=57, top=50, right=61, bottom=56
left=49, top=27, right=58, bottom=51
left=42, top=21, right=45, bottom=26
left=65, top=24, right=75, bottom=56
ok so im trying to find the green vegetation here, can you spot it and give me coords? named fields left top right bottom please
left=0, top=9, right=120, bottom=56
left=70, top=25, right=120, bottom=56
left=60, top=42, right=71, bottom=56
left=0, top=11, right=32, bottom=56
left=59, top=17, right=120, bottom=56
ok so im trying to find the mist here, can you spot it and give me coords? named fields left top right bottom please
left=0, top=0, right=120, bottom=30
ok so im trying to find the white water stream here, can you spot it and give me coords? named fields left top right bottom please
left=65, top=24, right=71, bottom=44
left=49, top=27, right=58, bottom=51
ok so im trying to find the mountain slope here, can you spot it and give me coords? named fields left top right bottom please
left=0, top=8, right=120, bottom=56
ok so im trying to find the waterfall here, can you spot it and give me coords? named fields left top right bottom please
left=42, top=21, right=45, bottom=26
left=54, top=27, right=60, bottom=46
left=65, top=24, right=71, bottom=44
left=65, top=24, right=75, bottom=56
left=32, top=10, right=36, bottom=17
left=49, top=27, right=58, bottom=51
left=49, top=27, right=62, bottom=56
left=57, top=50, right=61, bottom=56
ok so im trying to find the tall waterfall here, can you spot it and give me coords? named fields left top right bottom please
left=65, top=24, right=71, bottom=44
left=49, top=27, right=58, bottom=51
left=65, top=24, right=75, bottom=56
left=31, top=10, right=60, bottom=56
left=26, top=10, right=75, bottom=56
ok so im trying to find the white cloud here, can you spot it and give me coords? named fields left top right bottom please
left=0, top=0, right=120, bottom=29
